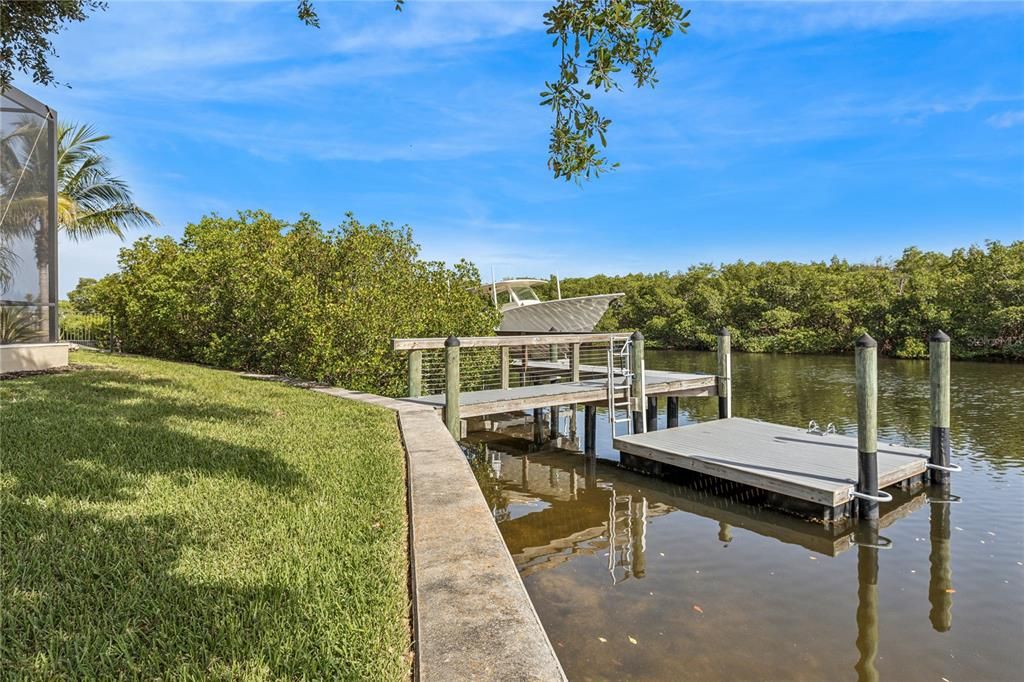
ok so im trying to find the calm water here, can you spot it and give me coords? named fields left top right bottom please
left=464, top=351, right=1024, bottom=681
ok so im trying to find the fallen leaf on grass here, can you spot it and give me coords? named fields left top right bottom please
left=693, top=605, right=704, bottom=614
left=628, top=636, right=638, bottom=644
left=598, top=637, right=607, bottom=643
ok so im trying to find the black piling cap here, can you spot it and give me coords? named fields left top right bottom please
left=444, top=335, right=460, bottom=347
left=630, top=330, right=644, bottom=341
left=930, top=329, right=950, bottom=343
left=855, top=333, right=877, bottom=348
left=718, top=326, right=730, bottom=337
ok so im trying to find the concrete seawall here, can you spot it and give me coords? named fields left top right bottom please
left=305, top=386, right=566, bottom=681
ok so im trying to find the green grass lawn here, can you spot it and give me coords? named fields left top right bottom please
left=1, top=352, right=411, bottom=679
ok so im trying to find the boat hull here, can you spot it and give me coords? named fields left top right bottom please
left=498, top=294, right=623, bottom=333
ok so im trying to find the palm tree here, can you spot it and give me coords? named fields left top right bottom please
left=1, top=119, right=156, bottom=339
left=57, top=123, right=158, bottom=240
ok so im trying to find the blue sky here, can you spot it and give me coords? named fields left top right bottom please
left=15, top=0, right=1024, bottom=295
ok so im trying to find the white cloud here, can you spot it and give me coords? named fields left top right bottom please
left=986, top=110, right=1024, bottom=129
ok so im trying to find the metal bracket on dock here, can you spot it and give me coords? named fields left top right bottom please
left=850, top=534, right=894, bottom=550
left=806, top=420, right=836, bottom=435
left=850, top=489, right=893, bottom=504
left=926, top=461, right=962, bottom=473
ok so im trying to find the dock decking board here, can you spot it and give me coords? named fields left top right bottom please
left=613, top=417, right=928, bottom=507
left=402, top=370, right=717, bottom=418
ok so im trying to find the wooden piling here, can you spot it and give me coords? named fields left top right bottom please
left=929, top=330, right=952, bottom=485
left=717, top=327, right=732, bottom=419
left=647, top=396, right=658, bottom=432
left=855, top=333, right=879, bottom=521
left=407, top=349, right=422, bottom=398
left=666, top=396, right=679, bottom=428
left=630, top=331, right=646, bottom=433
left=549, top=405, right=559, bottom=438
left=533, top=408, right=545, bottom=446
left=444, top=336, right=461, bottom=438
left=584, top=404, right=597, bottom=455
left=500, top=346, right=510, bottom=390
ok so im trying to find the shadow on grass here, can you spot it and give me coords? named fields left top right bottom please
left=0, top=367, right=365, bottom=677
left=3, top=502, right=343, bottom=677
left=3, top=367, right=305, bottom=502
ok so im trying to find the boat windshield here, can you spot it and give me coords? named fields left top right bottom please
left=512, top=287, right=540, bottom=303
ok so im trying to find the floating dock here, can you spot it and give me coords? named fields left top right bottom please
left=615, top=417, right=930, bottom=519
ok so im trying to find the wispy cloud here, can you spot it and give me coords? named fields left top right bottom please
left=986, top=110, right=1024, bottom=129
left=693, top=1, right=1019, bottom=40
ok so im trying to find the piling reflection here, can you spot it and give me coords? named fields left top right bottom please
left=855, top=529, right=880, bottom=682
left=454, top=346, right=1021, bottom=681
left=928, top=500, right=954, bottom=632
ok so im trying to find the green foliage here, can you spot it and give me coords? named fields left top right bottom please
left=92, top=211, right=498, bottom=395
left=0, top=305, right=41, bottom=344
left=541, top=0, right=691, bottom=181
left=65, top=276, right=99, bottom=314
left=1, top=352, right=410, bottom=678
left=556, top=241, right=1024, bottom=360
left=0, top=1, right=105, bottom=88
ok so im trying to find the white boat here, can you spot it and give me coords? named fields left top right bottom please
left=483, top=277, right=624, bottom=334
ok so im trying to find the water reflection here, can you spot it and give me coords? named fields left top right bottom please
left=855, top=536, right=880, bottom=682
left=928, top=500, right=954, bottom=633
left=463, top=350, right=1022, bottom=680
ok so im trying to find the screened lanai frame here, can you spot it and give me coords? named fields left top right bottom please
left=1, top=86, right=59, bottom=343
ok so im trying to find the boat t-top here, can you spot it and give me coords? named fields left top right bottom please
left=482, top=277, right=624, bottom=334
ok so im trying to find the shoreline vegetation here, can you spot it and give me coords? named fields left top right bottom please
left=65, top=214, right=1021, bottom=403
left=541, top=241, right=1022, bottom=362
left=0, top=352, right=411, bottom=679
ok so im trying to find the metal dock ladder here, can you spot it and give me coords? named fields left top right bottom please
left=607, top=336, right=634, bottom=435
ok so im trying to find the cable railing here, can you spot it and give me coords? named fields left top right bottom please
left=394, top=333, right=632, bottom=397
left=393, top=333, right=637, bottom=437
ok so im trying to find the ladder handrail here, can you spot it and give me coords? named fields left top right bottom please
left=608, top=337, right=634, bottom=435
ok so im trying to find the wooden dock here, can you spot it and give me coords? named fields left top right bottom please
left=394, top=329, right=956, bottom=522
left=614, top=417, right=930, bottom=518
left=402, top=369, right=716, bottom=418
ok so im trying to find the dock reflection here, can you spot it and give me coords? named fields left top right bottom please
left=464, top=426, right=956, bottom=681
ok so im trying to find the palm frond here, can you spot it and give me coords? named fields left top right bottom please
left=57, top=121, right=158, bottom=240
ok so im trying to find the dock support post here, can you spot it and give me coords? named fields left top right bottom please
left=929, top=330, right=952, bottom=486
left=717, top=327, right=732, bottom=419
left=855, top=333, right=880, bottom=522
left=533, top=409, right=545, bottom=446
left=444, top=336, right=461, bottom=438
left=666, top=396, right=679, bottom=428
left=549, top=405, right=559, bottom=438
left=630, top=331, right=646, bottom=433
left=646, top=396, right=658, bottom=432
left=584, top=404, right=597, bottom=455
left=500, top=346, right=510, bottom=390
left=407, top=349, right=422, bottom=397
